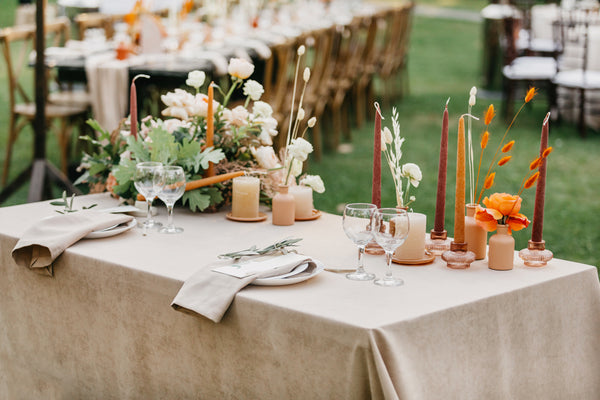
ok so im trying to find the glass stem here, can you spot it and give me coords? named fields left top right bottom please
left=357, top=245, right=366, bottom=272
left=385, top=251, right=393, bottom=278
left=146, top=199, right=153, bottom=222
left=167, top=204, right=174, bottom=228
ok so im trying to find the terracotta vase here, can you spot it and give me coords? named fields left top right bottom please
left=488, top=224, right=514, bottom=270
left=272, top=185, right=295, bottom=226
left=465, top=204, right=487, bottom=260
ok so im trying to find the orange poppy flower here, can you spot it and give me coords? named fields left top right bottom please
left=483, top=192, right=522, bottom=216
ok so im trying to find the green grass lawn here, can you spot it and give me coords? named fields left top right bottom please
left=0, top=1, right=598, bottom=268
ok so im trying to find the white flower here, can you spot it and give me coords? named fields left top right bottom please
left=300, top=174, right=325, bottom=193
left=227, top=105, right=250, bottom=127
left=255, top=116, right=278, bottom=138
left=163, top=118, right=191, bottom=134
left=228, top=58, right=255, bottom=79
left=287, top=158, right=303, bottom=177
left=287, top=137, right=313, bottom=162
left=307, top=117, right=317, bottom=128
left=401, top=163, right=422, bottom=187
left=243, top=80, right=264, bottom=101
left=303, top=67, right=310, bottom=82
left=297, top=108, right=305, bottom=121
left=469, top=94, right=476, bottom=107
left=162, top=106, right=188, bottom=120
left=297, top=45, right=305, bottom=56
left=186, top=70, right=205, bottom=89
left=253, top=101, right=273, bottom=118
left=470, top=86, right=477, bottom=96
left=259, top=129, right=273, bottom=145
left=251, top=146, right=281, bottom=169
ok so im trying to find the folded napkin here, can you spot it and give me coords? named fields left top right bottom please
left=12, top=211, right=134, bottom=276
left=172, top=253, right=315, bottom=323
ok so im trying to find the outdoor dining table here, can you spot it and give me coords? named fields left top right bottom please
left=0, top=193, right=599, bottom=399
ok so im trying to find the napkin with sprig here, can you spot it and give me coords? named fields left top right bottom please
left=12, top=210, right=134, bottom=276
left=171, top=239, right=314, bottom=323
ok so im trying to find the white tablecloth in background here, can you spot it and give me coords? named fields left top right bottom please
left=0, top=194, right=599, bottom=399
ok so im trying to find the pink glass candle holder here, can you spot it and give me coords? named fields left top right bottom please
left=426, top=229, right=451, bottom=256
left=442, top=242, right=475, bottom=269
left=518, top=240, right=553, bottom=267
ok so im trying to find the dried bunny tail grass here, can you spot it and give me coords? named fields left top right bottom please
left=529, top=157, right=541, bottom=170
left=484, top=172, right=495, bottom=189
left=484, top=104, right=495, bottom=125
left=480, top=131, right=490, bottom=149
left=524, top=171, right=540, bottom=189
left=542, top=147, right=553, bottom=158
left=525, top=87, right=538, bottom=103
left=498, top=156, right=512, bottom=166
left=501, top=140, right=515, bottom=152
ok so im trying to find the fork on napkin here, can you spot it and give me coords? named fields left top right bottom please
left=171, top=253, right=317, bottom=323
left=12, top=211, right=134, bottom=276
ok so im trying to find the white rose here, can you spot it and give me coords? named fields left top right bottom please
left=243, top=80, right=264, bottom=101
left=253, top=101, right=273, bottom=118
left=300, top=174, right=325, bottom=193
left=251, top=146, right=281, bottom=169
left=228, top=58, right=255, bottom=79
left=163, top=118, right=191, bottom=134
left=186, top=70, right=206, bottom=89
left=401, top=163, right=422, bottom=187
left=255, top=116, right=278, bottom=137
left=287, top=137, right=313, bottom=162
left=162, top=106, right=189, bottom=120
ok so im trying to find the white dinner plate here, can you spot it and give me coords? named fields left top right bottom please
left=84, top=219, right=136, bottom=239
left=252, top=259, right=325, bottom=286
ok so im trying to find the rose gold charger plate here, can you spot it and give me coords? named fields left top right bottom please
left=226, top=212, right=268, bottom=222
left=392, top=251, right=436, bottom=266
left=295, top=209, right=321, bottom=221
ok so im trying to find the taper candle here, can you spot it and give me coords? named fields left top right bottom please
left=372, top=103, right=382, bottom=208
left=129, top=74, right=149, bottom=140
left=434, top=99, right=449, bottom=232
left=206, top=82, right=215, bottom=177
left=454, top=116, right=466, bottom=243
left=531, top=112, right=550, bottom=243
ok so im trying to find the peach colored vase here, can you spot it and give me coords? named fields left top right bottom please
left=272, top=185, right=295, bottom=226
left=488, top=224, right=514, bottom=270
left=465, top=204, right=487, bottom=260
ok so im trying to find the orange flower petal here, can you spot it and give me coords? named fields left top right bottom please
left=485, top=193, right=522, bottom=215
left=507, top=213, right=530, bottom=232
left=525, top=87, right=538, bottom=103
left=480, top=131, right=490, bottom=149
left=484, top=105, right=495, bottom=125
left=542, top=147, right=553, bottom=158
left=529, top=157, right=541, bottom=170
left=498, top=156, right=512, bottom=166
left=475, top=207, right=499, bottom=232
left=502, top=140, right=515, bottom=152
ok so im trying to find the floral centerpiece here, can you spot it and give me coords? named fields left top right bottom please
left=76, top=58, right=285, bottom=212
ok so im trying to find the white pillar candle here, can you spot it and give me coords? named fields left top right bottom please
left=394, top=212, right=426, bottom=260
left=288, top=186, right=314, bottom=219
left=231, top=176, right=260, bottom=218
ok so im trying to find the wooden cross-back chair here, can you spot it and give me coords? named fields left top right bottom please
left=75, top=12, right=122, bottom=40
left=0, top=18, right=88, bottom=186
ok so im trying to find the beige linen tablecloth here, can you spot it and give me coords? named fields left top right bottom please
left=0, top=194, right=599, bottom=399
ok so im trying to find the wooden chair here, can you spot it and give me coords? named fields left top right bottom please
left=75, top=12, right=120, bottom=40
left=0, top=20, right=88, bottom=186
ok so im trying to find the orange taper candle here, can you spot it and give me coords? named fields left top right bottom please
left=206, top=82, right=215, bottom=177
left=454, top=116, right=466, bottom=243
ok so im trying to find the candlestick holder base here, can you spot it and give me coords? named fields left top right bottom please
left=442, top=242, right=475, bottom=269
left=518, top=240, right=553, bottom=267
left=365, top=240, right=385, bottom=255
left=426, top=230, right=451, bottom=256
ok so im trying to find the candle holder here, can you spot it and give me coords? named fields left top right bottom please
left=426, top=229, right=451, bottom=256
left=442, top=242, right=475, bottom=269
left=518, top=240, right=553, bottom=267
left=365, top=240, right=385, bottom=255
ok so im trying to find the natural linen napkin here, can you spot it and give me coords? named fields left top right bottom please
left=172, top=253, right=315, bottom=323
left=12, top=211, right=134, bottom=276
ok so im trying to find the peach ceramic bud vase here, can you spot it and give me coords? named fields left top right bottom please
left=488, top=224, right=514, bottom=270
left=272, top=185, right=295, bottom=226
left=465, top=204, right=487, bottom=260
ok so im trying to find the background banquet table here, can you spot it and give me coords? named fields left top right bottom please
left=0, top=194, right=599, bottom=399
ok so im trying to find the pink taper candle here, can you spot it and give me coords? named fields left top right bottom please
left=454, top=116, right=466, bottom=243
left=372, top=103, right=382, bottom=208
left=129, top=74, right=149, bottom=140
left=206, top=82, right=215, bottom=177
left=434, top=99, right=450, bottom=232
left=531, top=112, right=550, bottom=243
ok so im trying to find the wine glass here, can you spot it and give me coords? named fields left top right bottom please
left=133, top=162, right=165, bottom=230
left=158, top=166, right=186, bottom=234
left=372, top=208, right=410, bottom=287
left=343, top=203, right=377, bottom=281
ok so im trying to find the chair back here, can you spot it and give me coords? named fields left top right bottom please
left=556, top=10, right=600, bottom=72
left=75, top=13, right=121, bottom=40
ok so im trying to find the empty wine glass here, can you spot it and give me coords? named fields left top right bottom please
left=372, top=208, right=410, bottom=287
left=343, top=203, right=377, bottom=281
left=133, top=161, right=165, bottom=230
left=158, top=166, right=186, bottom=234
